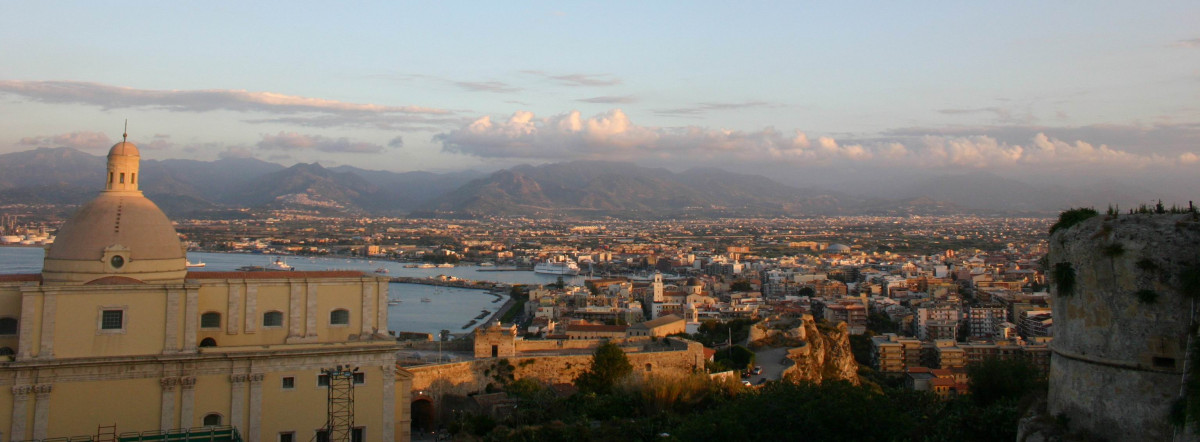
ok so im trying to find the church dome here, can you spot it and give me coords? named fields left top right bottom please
left=108, top=141, right=140, bottom=157
left=42, top=138, right=186, bottom=285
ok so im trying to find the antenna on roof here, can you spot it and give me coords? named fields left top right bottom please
left=122, top=120, right=128, bottom=143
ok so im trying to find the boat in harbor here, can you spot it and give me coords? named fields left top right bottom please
left=387, top=298, right=402, bottom=305
left=186, top=260, right=206, bottom=268
left=374, top=267, right=389, bottom=274
left=534, top=259, right=580, bottom=275
left=420, top=297, right=432, bottom=303
left=267, top=257, right=292, bottom=271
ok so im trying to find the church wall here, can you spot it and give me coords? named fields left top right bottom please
left=0, top=286, right=21, bottom=355
left=191, top=373, right=233, bottom=428
left=49, top=377, right=161, bottom=437
left=51, top=287, right=169, bottom=359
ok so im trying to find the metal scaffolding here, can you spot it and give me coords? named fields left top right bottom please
left=321, top=366, right=358, bottom=442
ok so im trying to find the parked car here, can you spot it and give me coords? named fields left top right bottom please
left=752, top=366, right=763, bottom=375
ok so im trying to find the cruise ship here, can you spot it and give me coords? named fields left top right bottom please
left=534, top=259, right=581, bottom=275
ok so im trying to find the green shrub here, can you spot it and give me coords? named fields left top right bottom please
left=1050, top=208, right=1098, bottom=235
left=1053, top=262, right=1077, bottom=297
left=1136, top=258, right=1158, bottom=272
left=1102, top=243, right=1125, bottom=258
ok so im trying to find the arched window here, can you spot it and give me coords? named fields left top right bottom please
left=263, top=311, right=284, bottom=327
left=0, top=317, right=17, bottom=335
left=119, top=173, right=125, bottom=184
left=200, top=312, right=221, bottom=329
left=0, top=347, right=13, bottom=356
left=330, top=309, right=350, bottom=325
left=199, top=337, right=217, bottom=348
left=202, top=413, right=222, bottom=426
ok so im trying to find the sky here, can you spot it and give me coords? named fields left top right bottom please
left=0, top=2, right=1198, bottom=195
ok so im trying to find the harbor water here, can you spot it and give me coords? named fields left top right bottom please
left=0, top=248, right=580, bottom=336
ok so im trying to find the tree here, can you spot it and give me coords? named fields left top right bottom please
left=730, top=280, right=753, bottom=292
left=967, top=357, right=1045, bottom=406
left=575, top=341, right=633, bottom=394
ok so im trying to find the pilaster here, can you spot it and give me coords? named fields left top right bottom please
left=182, top=288, right=198, bottom=352
left=180, top=376, right=196, bottom=427
left=288, top=283, right=304, bottom=339
left=360, top=283, right=374, bottom=336
left=227, top=284, right=242, bottom=335
left=17, top=291, right=37, bottom=361
left=377, top=280, right=390, bottom=335
left=244, top=284, right=258, bottom=334
left=10, top=385, right=32, bottom=441
left=229, top=374, right=248, bottom=432
left=248, top=373, right=265, bottom=442
left=381, top=364, right=396, bottom=442
left=305, top=282, right=319, bottom=339
left=32, top=384, right=51, bottom=440
left=164, top=288, right=181, bottom=353
left=159, top=377, right=178, bottom=430
left=36, top=292, right=56, bottom=360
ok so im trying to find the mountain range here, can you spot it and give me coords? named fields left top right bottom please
left=0, top=147, right=1170, bottom=218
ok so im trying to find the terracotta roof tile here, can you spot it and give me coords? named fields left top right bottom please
left=187, top=270, right=370, bottom=280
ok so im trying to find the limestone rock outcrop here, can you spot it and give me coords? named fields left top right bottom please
left=756, top=314, right=859, bottom=385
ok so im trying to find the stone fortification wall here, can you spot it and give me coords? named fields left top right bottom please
left=408, top=339, right=705, bottom=399
left=1046, top=213, right=1200, bottom=441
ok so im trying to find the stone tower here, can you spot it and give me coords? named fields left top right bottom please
left=1046, top=213, right=1200, bottom=440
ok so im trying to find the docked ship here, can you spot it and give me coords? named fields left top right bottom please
left=534, top=259, right=581, bottom=275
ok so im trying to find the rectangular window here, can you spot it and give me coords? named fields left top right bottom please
left=282, top=376, right=295, bottom=389
left=352, top=428, right=364, bottom=442
left=317, top=374, right=329, bottom=387
left=279, top=432, right=295, bottom=442
left=119, top=173, right=125, bottom=184
left=101, top=310, right=124, bottom=330
left=315, top=430, right=329, bottom=442
left=353, top=372, right=365, bottom=385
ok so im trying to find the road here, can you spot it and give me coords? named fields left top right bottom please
left=749, top=346, right=791, bottom=384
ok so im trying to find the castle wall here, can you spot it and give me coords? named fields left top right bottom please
left=1047, top=214, right=1200, bottom=441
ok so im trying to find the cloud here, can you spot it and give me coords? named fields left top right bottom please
left=388, top=136, right=405, bottom=148
left=655, top=101, right=773, bottom=116
left=436, top=109, right=860, bottom=162
left=936, top=106, right=1036, bottom=125
left=522, top=71, right=621, bottom=87
left=453, top=81, right=521, bottom=93
left=243, top=114, right=460, bottom=131
left=436, top=109, right=1197, bottom=175
left=1171, top=38, right=1200, bottom=48
left=257, top=132, right=384, bottom=154
left=0, top=80, right=449, bottom=115
left=19, top=131, right=112, bottom=150
left=218, top=146, right=255, bottom=159
left=577, top=96, right=638, bottom=104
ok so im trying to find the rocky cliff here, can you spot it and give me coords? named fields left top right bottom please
left=753, top=314, right=860, bottom=385
left=1041, top=211, right=1200, bottom=441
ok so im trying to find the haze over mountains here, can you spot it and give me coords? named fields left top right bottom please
left=0, top=147, right=1173, bottom=218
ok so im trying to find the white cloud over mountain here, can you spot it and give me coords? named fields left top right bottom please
left=257, top=132, right=385, bottom=154
left=437, top=109, right=1197, bottom=174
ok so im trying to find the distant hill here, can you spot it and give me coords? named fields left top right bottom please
left=424, top=160, right=852, bottom=217
left=0, top=147, right=480, bottom=216
left=6, top=147, right=1169, bottom=218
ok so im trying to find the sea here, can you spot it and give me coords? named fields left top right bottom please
left=0, top=247, right=587, bottom=336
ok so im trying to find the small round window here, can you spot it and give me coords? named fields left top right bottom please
left=110, top=255, right=125, bottom=269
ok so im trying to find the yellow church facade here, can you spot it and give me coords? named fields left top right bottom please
left=0, top=138, right=410, bottom=441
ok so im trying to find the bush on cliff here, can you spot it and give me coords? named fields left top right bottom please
left=1049, top=207, right=1097, bottom=235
